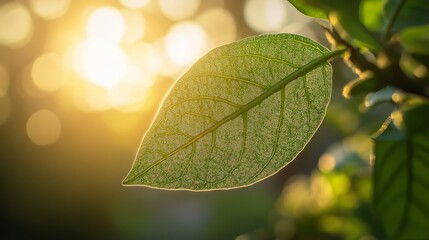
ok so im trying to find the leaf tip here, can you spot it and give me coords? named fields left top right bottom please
left=121, top=175, right=134, bottom=186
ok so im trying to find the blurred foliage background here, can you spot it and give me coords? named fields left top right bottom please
left=0, top=0, right=392, bottom=239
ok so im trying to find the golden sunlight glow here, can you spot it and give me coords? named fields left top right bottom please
left=244, top=0, right=287, bottom=33
left=32, top=53, right=66, bottom=92
left=0, top=96, right=10, bottom=126
left=72, top=85, right=109, bottom=112
left=68, top=6, right=161, bottom=111
left=21, top=64, right=46, bottom=98
left=29, top=0, right=70, bottom=20
left=118, top=0, right=151, bottom=9
left=86, top=7, right=125, bottom=44
left=107, top=79, right=149, bottom=112
left=26, top=109, right=61, bottom=146
left=196, top=8, right=236, bottom=48
left=165, top=21, right=206, bottom=66
left=154, top=38, right=183, bottom=77
left=108, top=47, right=158, bottom=112
left=127, top=42, right=161, bottom=74
left=81, top=39, right=128, bottom=89
left=0, top=64, right=9, bottom=98
left=84, top=85, right=111, bottom=111
left=0, top=2, right=33, bottom=47
left=159, top=0, right=200, bottom=21
left=121, top=8, right=146, bottom=44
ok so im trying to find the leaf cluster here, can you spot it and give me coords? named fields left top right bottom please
left=288, top=0, right=429, bottom=238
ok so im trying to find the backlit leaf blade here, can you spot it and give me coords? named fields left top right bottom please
left=123, top=34, right=337, bottom=190
left=373, top=104, right=429, bottom=238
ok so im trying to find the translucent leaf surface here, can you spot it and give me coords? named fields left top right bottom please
left=123, top=34, right=338, bottom=190
left=373, top=104, right=429, bottom=238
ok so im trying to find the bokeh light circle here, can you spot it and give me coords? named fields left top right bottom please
left=244, top=0, right=287, bottom=33
left=86, top=7, right=125, bottom=44
left=165, top=21, right=206, bottom=66
left=118, top=0, right=150, bottom=9
left=159, top=0, right=200, bottom=21
left=26, top=109, right=61, bottom=146
left=31, top=53, right=66, bottom=92
left=0, top=2, right=33, bottom=47
left=29, top=0, right=70, bottom=20
left=196, top=8, right=236, bottom=48
left=121, top=8, right=146, bottom=44
left=81, top=39, right=128, bottom=89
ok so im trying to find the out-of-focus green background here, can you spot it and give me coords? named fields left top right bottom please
left=0, top=0, right=389, bottom=239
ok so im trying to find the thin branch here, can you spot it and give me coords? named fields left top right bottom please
left=384, top=0, right=407, bottom=41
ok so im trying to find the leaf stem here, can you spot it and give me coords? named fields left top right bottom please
left=384, top=0, right=406, bottom=41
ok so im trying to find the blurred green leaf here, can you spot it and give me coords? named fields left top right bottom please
left=302, top=0, right=383, bottom=51
left=384, top=0, right=429, bottom=35
left=399, top=54, right=429, bottom=80
left=287, top=0, right=327, bottom=20
left=343, top=73, right=386, bottom=99
left=330, top=10, right=383, bottom=51
left=123, top=34, right=341, bottom=190
left=398, top=24, right=429, bottom=83
left=360, top=0, right=385, bottom=31
left=400, top=24, right=429, bottom=55
left=364, top=87, right=395, bottom=108
left=373, top=104, right=429, bottom=239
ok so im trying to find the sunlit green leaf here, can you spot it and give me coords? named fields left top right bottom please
left=123, top=34, right=340, bottom=190
left=400, top=24, right=429, bottom=55
left=384, top=0, right=429, bottom=34
left=373, top=104, right=429, bottom=238
left=287, top=0, right=327, bottom=20
left=360, top=0, right=384, bottom=31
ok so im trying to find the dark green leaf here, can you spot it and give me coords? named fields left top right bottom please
left=123, top=34, right=339, bottom=190
left=373, top=104, right=429, bottom=238
left=310, top=0, right=383, bottom=51
left=400, top=24, right=429, bottom=55
left=342, top=72, right=386, bottom=99
left=291, top=0, right=382, bottom=51
left=287, top=0, right=327, bottom=20
left=384, top=0, right=429, bottom=34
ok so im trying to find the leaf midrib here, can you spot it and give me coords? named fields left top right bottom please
left=123, top=48, right=345, bottom=184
